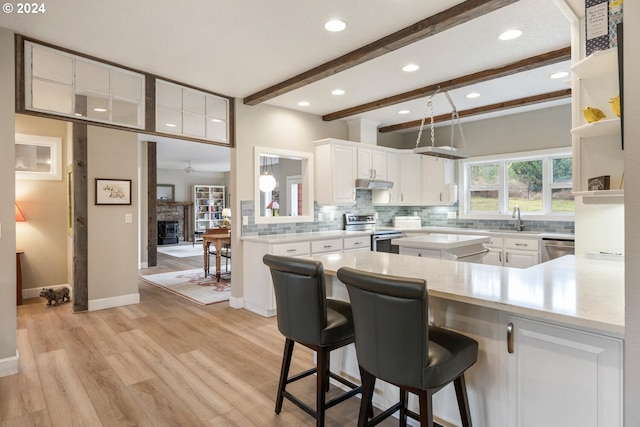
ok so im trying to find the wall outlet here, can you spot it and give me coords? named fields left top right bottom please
left=330, top=212, right=335, bottom=221
left=125, top=213, right=133, bottom=223
left=412, top=212, right=418, bottom=217
left=447, top=211, right=457, bottom=219
left=242, top=216, right=249, bottom=226
left=317, top=213, right=323, bottom=222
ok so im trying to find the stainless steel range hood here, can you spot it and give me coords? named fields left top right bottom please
left=355, top=179, right=393, bottom=189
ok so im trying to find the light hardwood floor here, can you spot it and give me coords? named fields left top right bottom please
left=1, top=253, right=398, bottom=427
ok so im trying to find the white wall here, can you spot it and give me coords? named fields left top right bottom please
left=87, top=126, right=140, bottom=308
left=398, top=104, right=572, bottom=154
left=231, top=102, right=349, bottom=303
left=0, top=27, right=18, bottom=376
left=157, top=168, right=227, bottom=202
left=624, top=2, right=640, bottom=425
left=15, top=115, right=70, bottom=295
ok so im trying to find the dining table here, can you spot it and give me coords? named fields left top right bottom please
left=202, top=230, right=231, bottom=280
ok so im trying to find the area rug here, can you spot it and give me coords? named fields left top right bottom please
left=157, top=244, right=204, bottom=258
left=140, top=269, right=230, bottom=305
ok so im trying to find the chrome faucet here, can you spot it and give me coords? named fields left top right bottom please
left=512, top=205, right=525, bottom=231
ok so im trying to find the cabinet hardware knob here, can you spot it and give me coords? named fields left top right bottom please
left=507, top=322, right=514, bottom=353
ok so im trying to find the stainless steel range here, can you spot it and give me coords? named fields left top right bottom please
left=343, top=213, right=405, bottom=253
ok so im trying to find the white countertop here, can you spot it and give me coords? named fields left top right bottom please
left=391, top=233, right=490, bottom=250
left=404, top=226, right=575, bottom=240
left=309, top=251, right=623, bottom=336
left=241, top=230, right=370, bottom=244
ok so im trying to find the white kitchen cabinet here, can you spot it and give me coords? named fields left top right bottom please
left=243, top=234, right=370, bottom=316
left=505, top=315, right=622, bottom=427
left=398, top=153, right=421, bottom=205
left=482, top=236, right=539, bottom=268
left=571, top=48, right=623, bottom=201
left=357, top=146, right=388, bottom=180
left=314, top=139, right=356, bottom=206
left=311, top=238, right=343, bottom=254
left=243, top=240, right=310, bottom=317
left=372, top=151, right=399, bottom=205
left=343, top=236, right=371, bottom=251
left=420, top=156, right=455, bottom=205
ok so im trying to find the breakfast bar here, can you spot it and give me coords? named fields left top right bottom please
left=309, top=250, right=624, bottom=426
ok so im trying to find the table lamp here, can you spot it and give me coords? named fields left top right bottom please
left=15, top=203, right=26, bottom=222
left=222, top=208, right=231, bottom=226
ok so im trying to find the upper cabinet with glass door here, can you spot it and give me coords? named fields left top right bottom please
left=24, top=42, right=145, bottom=129
left=156, top=79, right=230, bottom=144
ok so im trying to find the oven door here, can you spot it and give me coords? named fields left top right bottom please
left=372, top=233, right=404, bottom=254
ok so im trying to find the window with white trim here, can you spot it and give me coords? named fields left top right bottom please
left=460, top=148, right=573, bottom=217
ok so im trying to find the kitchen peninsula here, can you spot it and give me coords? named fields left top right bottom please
left=313, top=250, right=623, bottom=427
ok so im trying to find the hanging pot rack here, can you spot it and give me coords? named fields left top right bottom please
left=413, top=88, right=470, bottom=160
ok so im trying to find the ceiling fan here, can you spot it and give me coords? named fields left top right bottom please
left=184, top=160, right=195, bottom=174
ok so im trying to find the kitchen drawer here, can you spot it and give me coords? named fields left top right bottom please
left=271, top=242, right=310, bottom=257
left=483, top=236, right=504, bottom=249
left=311, top=238, right=343, bottom=254
left=504, top=237, right=539, bottom=251
left=401, top=247, right=441, bottom=259
left=344, top=236, right=371, bottom=251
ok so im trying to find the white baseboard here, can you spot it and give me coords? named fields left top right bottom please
left=88, top=293, right=140, bottom=311
left=23, top=284, right=71, bottom=301
left=243, top=301, right=276, bottom=317
left=0, top=351, right=19, bottom=378
left=229, top=296, right=244, bottom=309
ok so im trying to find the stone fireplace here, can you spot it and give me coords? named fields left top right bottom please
left=157, top=201, right=192, bottom=242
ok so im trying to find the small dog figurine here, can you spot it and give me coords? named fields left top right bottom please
left=39, top=288, right=71, bottom=306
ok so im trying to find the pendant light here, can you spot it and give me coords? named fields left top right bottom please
left=259, top=156, right=276, bottom=193
left=414, top=89, right=470, bottom=160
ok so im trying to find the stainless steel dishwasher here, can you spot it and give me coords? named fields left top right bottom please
left=541, top=238, right=575, bottom=262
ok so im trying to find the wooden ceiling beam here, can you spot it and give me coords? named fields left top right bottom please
left=323, top=46, right=571, bottom=121
left=378, top=89, right=572, bottom=133
left=243, top=0, right=518, bottom=106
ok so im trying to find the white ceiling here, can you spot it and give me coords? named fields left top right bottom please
left=1, top=0, right=585, bottom=172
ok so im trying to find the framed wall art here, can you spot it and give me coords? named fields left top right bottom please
left=95, top=178, right=132, bottom=205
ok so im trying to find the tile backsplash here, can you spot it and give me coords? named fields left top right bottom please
left=241, top=190, right=574, bottom=236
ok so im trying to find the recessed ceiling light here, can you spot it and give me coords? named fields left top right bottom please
left=74, top=113, right=83, bottom=117
left=298, top=101, right=310, bottom=107
left=210, top=118, right=223, bottom=123
left=498, top=29, right=522, bottom=41
left=93, top=107, right=107, bottom=112
left=550, top=71, right=569, bottom=79
left=398, top=110, right=410, bottom=115
left=324, top=19, right=346, bottom=32
left=466, top=92, right=481, bottom=99
left=331, top=89, right=345, bottom=96
left=402, top=64, right=420, bottom=72
left=165, top=123, right=177, bottom=128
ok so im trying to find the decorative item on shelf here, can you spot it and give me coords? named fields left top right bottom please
left=588, top=175, right=611, bottom=191
left=222, top=208, right=231, bottom=226
left=414, top=87, right=470, bottom=160
left=15, top=203, right=26, bottom=222
left=267, top=200, right=279, bottom=216
left=259, top=155, right=276, bottom=192
left=583, top=106, right=606, bottom=123
left=609, top=95, right=621, bottom=117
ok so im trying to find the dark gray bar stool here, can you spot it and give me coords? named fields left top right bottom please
left=337, top=267, right=478, bottom=427
left=263, top=254, right=364, bottom=427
